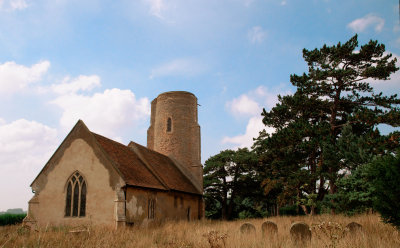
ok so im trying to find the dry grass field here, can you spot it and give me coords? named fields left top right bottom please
left=1, top=214, right=399, bottom=248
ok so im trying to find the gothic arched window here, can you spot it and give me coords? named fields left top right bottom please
left=167, top=117, right=172, bottom=132
left=65, top=171, right=86, bottom=217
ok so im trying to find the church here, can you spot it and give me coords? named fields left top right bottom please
left=23, top=91, right=204, bottom=228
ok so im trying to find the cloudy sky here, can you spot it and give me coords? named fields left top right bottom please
left=0, top=0, right=399, bottom=211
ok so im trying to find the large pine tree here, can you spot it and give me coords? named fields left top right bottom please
left=255, top=34, right=399, bottom=214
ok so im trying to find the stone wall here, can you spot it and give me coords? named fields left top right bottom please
left=125, top=187, right=202, bottom=227
left=26, top=138, right=123, bottom=227
left=147, top=91, right=203, bottom=189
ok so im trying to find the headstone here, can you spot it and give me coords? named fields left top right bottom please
left=240, top=222, right=256, bottom=234
left=69, top=226, right=90, bottom=237
left=346, top=222, right=363, bottom=233
left=290, top=222, right=311, bottom=245
left=261, top=221, right=278, bottom=237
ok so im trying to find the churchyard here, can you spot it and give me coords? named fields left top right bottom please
left=1, top=214, right=399, bottom=248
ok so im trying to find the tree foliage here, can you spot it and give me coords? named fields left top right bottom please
left=254, top=34, right=399, bottom=214
left=367, top=151, right=400, bottom=229
left=204, top=35, right=400, bottom=219
left=203, top=148, right=263, bottom=219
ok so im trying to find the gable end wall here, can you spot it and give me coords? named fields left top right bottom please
left=27, top=138, right=124, bottom=227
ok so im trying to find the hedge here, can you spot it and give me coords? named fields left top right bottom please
left=0, top=213, right=26, bottom=226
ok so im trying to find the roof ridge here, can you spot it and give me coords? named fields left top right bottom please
left=92, top=132, right=166, bottom=190
left=167, top=156, right=203, bottom=194
left=127, top=141, right=170, bottom=190
left=91, top=132, right=126, bottom=146
left=129, top=141, right=202, bottom=195
left=90, top=132, right=128, bottom=183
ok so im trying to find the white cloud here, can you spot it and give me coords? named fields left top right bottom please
left=223, top=86, right=289, bottom=148
left=368, top=52, right=400, bottom=94
left=9, top=0, right=27, bottom=10
left=227, top=86, right=287, bottom=117
left=248, top=26, right=267, bottom=44
left=51, top=88, right=150, bottom=139
left=51, top=75, right=101, bottom=94
left=281, top=0, right=287, bottom=6
left=150, top=58, right=207, bottom=79
left=222, top=116, right=275, bottom=149
left=226, top=95, right=261, bottom=116
left=254, top=85, right=288, bottom=110
left=0, top=0, right=28, bottom=11
left=0, top=60, right=50, bottom=94
left=347, top=14, right=384, bottom=33
left=144, top=0, right=165, bottom=19
left=0, top=119, right=58, bottom=211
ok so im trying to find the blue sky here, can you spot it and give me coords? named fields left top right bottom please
left=0, top=0, right=399, bottom=211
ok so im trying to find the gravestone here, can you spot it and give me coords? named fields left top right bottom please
left=346, top=222, right=363, bottom=233
left=240, top=223, right=256, bottom=234
left=261, top=221, right=278, bottom=237
left=290, top=222, right=311, bottom=245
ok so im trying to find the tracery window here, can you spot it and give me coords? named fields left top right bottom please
left=65, top=171, right=86, bottom=217
left=167, top=117, right=172, bottom=132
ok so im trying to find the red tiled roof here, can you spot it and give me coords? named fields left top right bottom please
left=92, top=133, right=166, bottom=190
left=129, top=141, right=201, bottom=195
left=92, top=132, right=201, bottom=195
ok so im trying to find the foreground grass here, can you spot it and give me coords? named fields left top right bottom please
left=0, top=214, right=399, bottom=248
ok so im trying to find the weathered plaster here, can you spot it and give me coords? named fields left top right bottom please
left=27, top=138, right=124, bottom=227
left=31, top=121, right=123, bottom=194
left=125, top=187, right=201, bottom=227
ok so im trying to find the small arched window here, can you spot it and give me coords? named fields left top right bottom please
left=65, top=171, right=86, bottom=217
left=167, top=117, right=172, bottom=132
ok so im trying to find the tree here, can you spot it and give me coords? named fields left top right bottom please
left=366, top=150, right=400, bottom=229
left=293, top=34, right=399, bottom=197
left=203, top=148, right=260, bottom=220
left=326, top=124, right=374, bottom=214
left=328, top=125, right=400, bottom=215
left=330, top=164, right=374, bottom=215
left=256, top=34, right=400, bottom=214
left=254, top=93, right=329, bottom=215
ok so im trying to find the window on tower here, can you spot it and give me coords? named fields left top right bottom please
left=167, top=117, right=172, bottom=132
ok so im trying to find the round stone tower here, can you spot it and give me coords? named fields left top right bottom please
left=147, top=91, right=203, bottom=189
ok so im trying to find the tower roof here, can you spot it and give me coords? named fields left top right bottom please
left=157, top=91, right=196, bottom=97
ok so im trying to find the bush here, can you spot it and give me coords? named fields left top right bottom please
left=367, top=151, right=400, bottom=229
left=279, top=205, right=305, bottom=216
left=329, top=164, right=373, bottom=215
left=0, top=213, right=26, bottom=226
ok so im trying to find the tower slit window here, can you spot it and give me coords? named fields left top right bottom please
left=167, top=117, right=172, bottom=132
left=65, top=171, right=86, bottom=217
